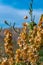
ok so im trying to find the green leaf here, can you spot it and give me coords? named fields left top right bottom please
left=28, top=21, right=37, bottom=30
left=39, top=49, right=43, bottom=56
left=39, top=56, right=43, bottom=62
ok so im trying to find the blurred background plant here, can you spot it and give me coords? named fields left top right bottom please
left=4, top=20, right=20, bottom=34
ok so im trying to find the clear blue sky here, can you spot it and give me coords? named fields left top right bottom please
left=0, top=0, right=43, bottom=28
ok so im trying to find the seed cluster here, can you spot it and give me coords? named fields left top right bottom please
left=1, top=30, right=14, bottom=65
left=15, top=17, right=43, bottom=65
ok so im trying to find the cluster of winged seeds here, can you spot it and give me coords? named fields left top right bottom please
left=1, top=30, right=14, bottom=65
left=15, top=15, right=43, bottom=65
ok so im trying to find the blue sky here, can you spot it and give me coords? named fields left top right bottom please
left=0, top=0, right=43, bottom=28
